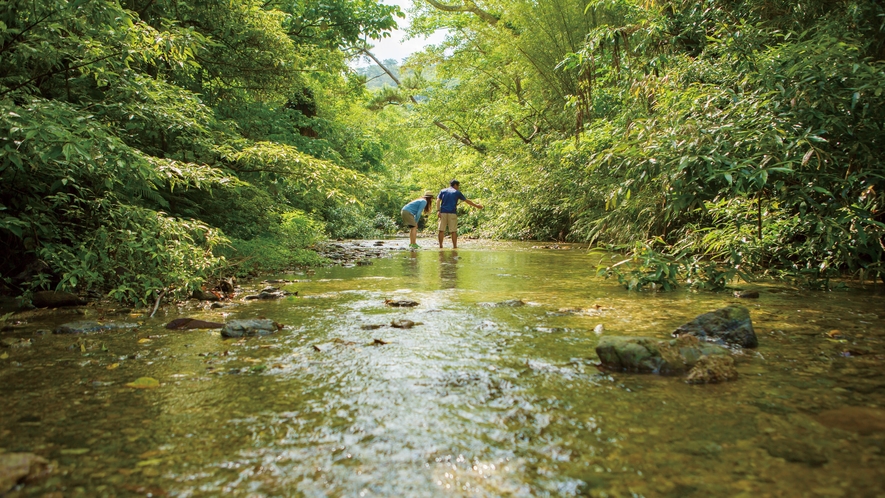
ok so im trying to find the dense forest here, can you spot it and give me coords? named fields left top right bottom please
left=2, top=0, right=884, bottom=306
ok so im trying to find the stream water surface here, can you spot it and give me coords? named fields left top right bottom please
left=2, top=241, right=885, bottom=497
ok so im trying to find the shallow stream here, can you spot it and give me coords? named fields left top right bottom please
left=2, top=241, right=885, bottom=497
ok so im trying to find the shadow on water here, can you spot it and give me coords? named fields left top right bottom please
left=2, top=241, right=885, bottom=497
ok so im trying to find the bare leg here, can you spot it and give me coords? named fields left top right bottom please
left=452, top=232, right=458, bottom=249
left=410, top=226, right=417, bottom=245
left=438, top=231, right=445, bottom=248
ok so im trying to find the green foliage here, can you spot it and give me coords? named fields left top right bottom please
left=383, top=0, right=882, bottom=290
left=35, top=206, right=226, bottom=306
left=325, top=204, right=395, bottom=239
left=595, top=242, right=683, bottom=292
left=216, top=210, right=328, bottom=277
left=280, top=211, right=327, bottom=248
left=0, top=0, right=403, bottom=303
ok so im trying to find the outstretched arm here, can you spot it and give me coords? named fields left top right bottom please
left=465, top=199, right=484, bottom=210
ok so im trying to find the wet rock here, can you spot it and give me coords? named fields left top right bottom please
left=165, top=318, right=225, bottom=330
left=243, top=287, right=296, bottom=300
left=192, top=289, right=220, bottom=301
left=0, top=452, right=50, bottom=494
left=360, top=324, right=384, bottom=330
left=53, top=321, right=138, bottom=334
left=815, top=406, right=885, bottom=435
left=220, top=319, right=281, bottom=338
left=385, top=299, right=419, bottom=307
left=479, top=299, right=526, bottom=308
left=734, top=290, right=760, bottom=298
left=761, top=438, right=828, bottom=465
left=391, top=319, right=417, bottom=329
left=218, top=278, right=236, bottom=294
left=672, top=305, right=758, bottom=348
left=595, top=335, right=729, bottom=375
left=31, top=290, right=85, bottom=308
left=685, top=355, right=738, bottom=384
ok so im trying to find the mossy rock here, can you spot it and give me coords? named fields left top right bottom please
left=672, top=305, right=758, bottom=348
left=596, top=335, right=729, bottom=375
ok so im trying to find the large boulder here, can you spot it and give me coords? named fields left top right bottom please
left=596, top=335, right=730, bottom=375
left=672, top=305, right=758, bottom=348
left=221, top=319, right=281, bottom=338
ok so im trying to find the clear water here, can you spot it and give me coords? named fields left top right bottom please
left=2, top=241, right=884, bottom=497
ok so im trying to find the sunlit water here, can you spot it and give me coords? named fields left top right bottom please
left=2, top=241, right=885, bottom=497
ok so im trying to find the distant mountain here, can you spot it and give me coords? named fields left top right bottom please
left=355, top=59, right=401, bottom=89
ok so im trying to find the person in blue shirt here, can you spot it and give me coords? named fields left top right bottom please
left=436, top=179, right=483, bottom=248
left=401, top=190, right=434, bottom=249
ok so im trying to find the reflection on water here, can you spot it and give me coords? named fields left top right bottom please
left=439, top=250, right=458, bottom=289
left=1, top=241, right=885, bottom=497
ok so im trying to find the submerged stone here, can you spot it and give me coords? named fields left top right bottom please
left=54, top=321, right=138, bottom=334
left=478, top=299, right=526, bottom=308
left=672, top=305, right=758, bottom=348
left=165, top=318, right=225, bottom=330
left=220, top=319, right=281, bottom=338
left=595, top=335, right=729, bottom=375
left=685, top=355, right=738, bottom=384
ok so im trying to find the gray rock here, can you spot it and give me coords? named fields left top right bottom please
left=221, top=319, right=281, bottom=338
left=672, top=305, right=758, bottom=348
left=595, top=335, right=729, bottom=375
left=53, top=321, right=138, bottom=334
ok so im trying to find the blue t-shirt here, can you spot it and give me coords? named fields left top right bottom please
left=402, top=198, right=428, bottom=222
left=438, top=187, right=467, bottom=214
